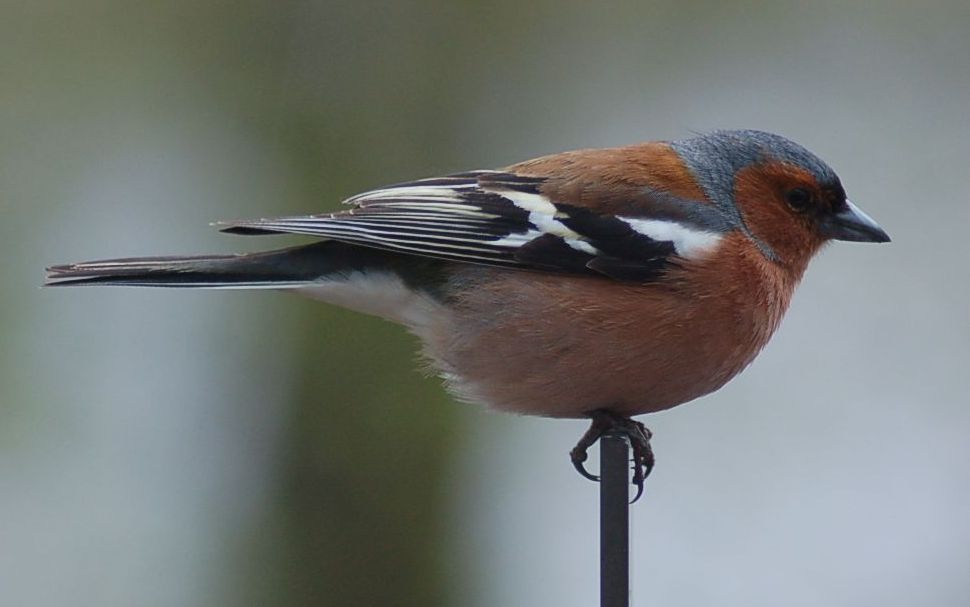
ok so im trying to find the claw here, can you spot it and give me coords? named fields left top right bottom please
left=569, top=409, right=655, bottom=503
left=628, top=420, right=654, bottom=503
left=630, top=478, right=645, bottom=504
left=570, top=445, right=600, bottom=482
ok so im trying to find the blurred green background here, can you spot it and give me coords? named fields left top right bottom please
left=2, top=1, right=969, bottom=606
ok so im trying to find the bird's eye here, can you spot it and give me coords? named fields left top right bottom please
left=785, top=188, right=813, bottom=212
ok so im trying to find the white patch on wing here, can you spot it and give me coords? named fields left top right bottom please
left=529, top=212, right=577, bottom=238
left=489, top=188, right=586, bottom=243
left=490, top=229, right=544, bottom=248
left=566, top=239, right=598, bottom=254
left=619, top=217, right=723, bottom=258
left=494, top=190, right=557, bottom=215
left=298, top=271, right=443, bottom=328
left=491, top=229, right=600, bottom=256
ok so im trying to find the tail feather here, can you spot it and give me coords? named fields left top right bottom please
left=45, top=242, right=338, bottom=288
left=45, top=241, right=452, bottom=325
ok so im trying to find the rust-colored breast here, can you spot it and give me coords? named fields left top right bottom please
left=421, top=234, right=801, bottom=418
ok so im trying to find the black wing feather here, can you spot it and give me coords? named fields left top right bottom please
left=218, top=171, right=680, bottom=282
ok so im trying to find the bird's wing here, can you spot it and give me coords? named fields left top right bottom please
left=219, top=171, right=721, bottom=281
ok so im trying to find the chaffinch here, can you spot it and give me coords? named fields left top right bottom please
left=46, top=129, right=889, bottom=498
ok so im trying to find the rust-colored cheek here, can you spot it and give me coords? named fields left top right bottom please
left=733, top=164, right=824, bottom=268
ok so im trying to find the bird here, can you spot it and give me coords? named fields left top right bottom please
left=46, top=129, right=890, bottom=500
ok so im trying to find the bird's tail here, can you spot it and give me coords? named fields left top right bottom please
left=45, top=240, right=449, bottom=325
left=44, top=242, right=341, bottom=288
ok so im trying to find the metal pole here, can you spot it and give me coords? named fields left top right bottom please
left=600, top=431, right=630, bottom=607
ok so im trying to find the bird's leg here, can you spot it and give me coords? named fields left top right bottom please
left=569, top=411, right=616, bottom=482
left=570, top=409, right=655, bottom=502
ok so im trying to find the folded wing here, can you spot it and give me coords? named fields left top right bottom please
left=219, top=170, right=721, bottom=282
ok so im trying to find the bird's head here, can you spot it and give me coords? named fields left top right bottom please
left=672, top=129, right=890, bottom=268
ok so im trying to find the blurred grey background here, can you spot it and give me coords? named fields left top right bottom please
left=2, top=1, right=968, bottom=606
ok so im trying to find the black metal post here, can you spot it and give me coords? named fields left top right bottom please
left=600, top=431, right=630, bottom=607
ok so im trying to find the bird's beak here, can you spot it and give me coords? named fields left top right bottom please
left=820, top=200, right=891, bottom=243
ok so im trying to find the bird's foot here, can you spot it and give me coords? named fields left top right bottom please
left=570, top=409, right=654, bottom=503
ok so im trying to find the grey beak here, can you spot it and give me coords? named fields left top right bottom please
left=820, top=200, right=891, bottom=243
